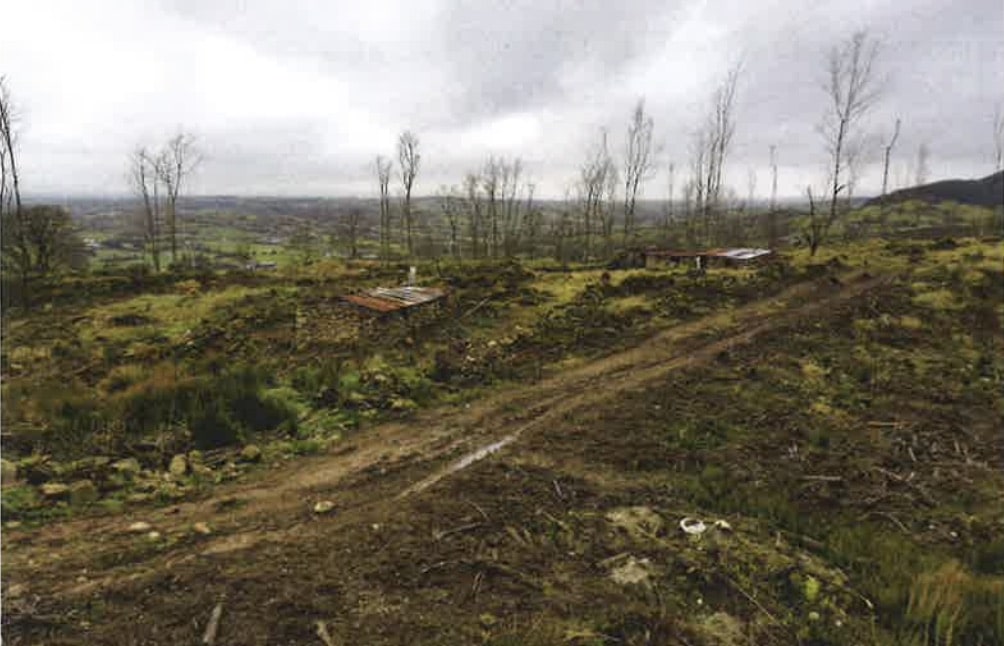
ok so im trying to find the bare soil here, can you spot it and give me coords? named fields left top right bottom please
left=2, top=268, right=996, bottom=645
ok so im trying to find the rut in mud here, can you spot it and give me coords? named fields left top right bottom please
left=9, top=265, right=1000, bottom=645
left=4, top=271, right=880, bottom=590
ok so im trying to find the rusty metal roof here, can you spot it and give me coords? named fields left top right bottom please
left=644, top=249, right=706, bottom=257
left=343, top=286, right=447, bottom=313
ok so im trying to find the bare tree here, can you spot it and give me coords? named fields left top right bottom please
left=156, top=132, right=200, bottom=264
left=376, top=155, right=392, bottom=260
left=622, top=98, right=654, bottom=243
left=481, top=156, right=501, bottom=257
left=129, top=147, right=162, bottom=271
left=881, top=117, right=900, bottom=195
left=994, top=106, right=1004, bottom=173
left=500, top=157, right=526, bottom=257
left=820, top=30, right=881, bottom=244
left=343, top=207, right=362, bottom=259
left=915, top=142, right=930, bottom=185
left=804, top=184, right=825, bottom=256
left=437, top=185, right=462, bottom=260
left=397, top=131, right=420, bottom=256
left=663, top=161, right=675, bottom=242
left=551, top=187, right=576, bottom=264
left=463, top=171, right=485, bottom=259
left=578, top=129, right=617, bottom=258
left=689, top=64, right=741, bottom=245
left=520, top=183, right=541, bottom=258
left=767, top=145, right=779, bottom=247
left=0, top=76, right=21, bottom=220
left=682, top=177, right=697, bottom=247
left=707, top=64, right=741, bottom=219
left=688, top=129, right=710, bottom=245
left=0, top=75, right=28, bottom=298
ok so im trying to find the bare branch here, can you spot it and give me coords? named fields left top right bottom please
left=881, top=117, right=901, bottom=196
left=397, top=131, right=421, bottom=256
left=818, top=30, right=883, bottom=255
left=622, top=98, right=654, bottom=242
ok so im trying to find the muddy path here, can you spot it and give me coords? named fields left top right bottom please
left=2, top=270, right=888, bottom=607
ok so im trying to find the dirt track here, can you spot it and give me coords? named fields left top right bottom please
left=1, top=270, right=889, bottom=642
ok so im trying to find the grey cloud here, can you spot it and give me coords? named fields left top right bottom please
left=5, top=0, right=1003, bottom=199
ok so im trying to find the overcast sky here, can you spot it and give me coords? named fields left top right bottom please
left=4, top=0, right=1002, bottom=199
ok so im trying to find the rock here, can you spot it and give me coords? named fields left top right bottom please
left=40, top=482, right=70, bottom=499
left=609, top=556, right=656, bottom=586
left=56, top=457, right=111, bottom=481
left=168, top=454, right=188, bottom=477
left=126, top=493, right=152, bottom=504
left=313, top=500, right=336, bottom=514
left=134, top=478, right=159, bottom=493
left=192, top=522, right=212, bottom=535
left=156, top=483, right=187, bottom=500
left=607, top=506, right=664, bottom=538
left=239, top=445, right=262, bottom=463
left=6, top=521, right=22, bottom=529
left=1, top=458, right=18, bottom=485
left=192, top=464, right=214, bottom=478
left=699, top=612, right=745, bottom=644
left=128, top=521, right=153, bottom=533
left=112, top=458, right=142, bottom=476
left=146, top=531, right=161, bottom=541
left=390, top=397, right=418, bottom=411
left=69, top=480, right=99, bottom=506
left=19, top=455, right=54, bottom=485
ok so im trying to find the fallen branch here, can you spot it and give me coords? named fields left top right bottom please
left=800, top=475, right=843, bottom=482
left=871, top=467, right=936, bottom=506
left=420, top=560, right=453, bottom=574
left=723, top=574, right=782, bottom=628
left=315, top=620, right=336, bottom=646
left=465, top=560, right=543, bottom=591
left=202, top=602, right=224, bottom=645
left=466, top=499, right=490, bottom=522
left=433, top=522, right=482, bottom=541
left=460, top=297, right=491, bottom=320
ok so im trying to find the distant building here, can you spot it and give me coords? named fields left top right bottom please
left=643, top=247, right=774, bottom=269
left=245, top=261, right=278, bottom=271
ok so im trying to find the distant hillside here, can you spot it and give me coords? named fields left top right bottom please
left=866, top=171, right=1003, bottom=208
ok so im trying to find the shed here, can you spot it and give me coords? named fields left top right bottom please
left=342, top=286, right=447, bottom=316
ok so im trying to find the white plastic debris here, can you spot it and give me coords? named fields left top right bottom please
left=680, top=517, right=733, bottom=535
left=313, top=500, right=335, bottom=514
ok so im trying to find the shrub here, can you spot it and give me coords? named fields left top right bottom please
left=108, top=364, right=300, bottom=450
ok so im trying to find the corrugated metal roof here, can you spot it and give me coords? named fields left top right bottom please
left=343, top=286, right=447, bottom=313
left=713, top=248, right=773, bottom=260
left=645, top=247, right=773, bottom=260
